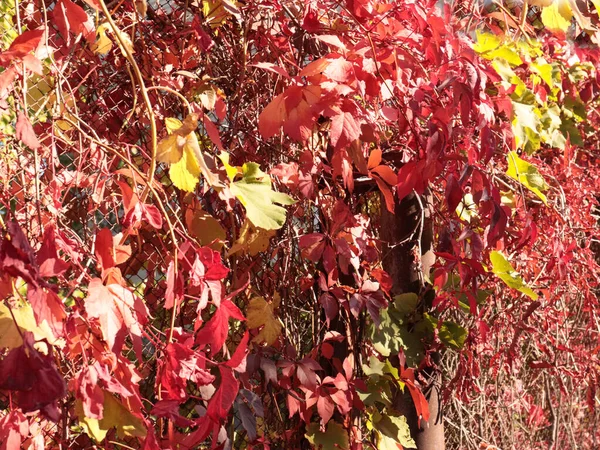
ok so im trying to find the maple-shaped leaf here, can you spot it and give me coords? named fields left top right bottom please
left=27, top=287, right=66, bottom=339
left=305, top=421, right=349, bottom=450
left=76, top=390, right=147, bottom=443
left=84, top=279, right=149, bottom=356
left=246, top=295, right=282, bottom=346
left=206, top=366, right=239, bottom=422
left=227, top=161, right=295, bottom=230
left=159, top=341, right=215, bottom=400
left=329, top=100, right=362, bottom=149
left=227, top=219, right=276, bottom=257
left=195, top=299, right=245, bottom=352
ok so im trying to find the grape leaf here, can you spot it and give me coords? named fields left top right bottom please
left=246, top=296, right=282, bottom=345
left=228, top=162, right=295, bottom=230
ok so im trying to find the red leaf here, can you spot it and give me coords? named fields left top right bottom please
left=27, top=287, right=66, bottom=338
left=203, top=113, right=224, bottom=150
left=52, top=0, right=94, bottom=46
left=296, top=358, right=322, bottom=391
left=445, top=174, right=463, bottom=213
left=142, top=203, right=163, bottom=229
left=299, top=233, right=326, bottom=262
left=226, top=331, right=249, bottom=369
left=164, top=260, right=184, bottom=310
left=324, top=57, right=354, bottom=83
left=330, top=108, right=361, bottom=149
left=0, top=29, right=44, bottom=65
left=37, top=225, right=69, bottom=278
left=84, top=279, right=148, bottom=357
left=206, top=366, right=239, bottom=422
left=316, top=393, right=335, bottom=425
left=258, top=93, right=286, bottom=139
left=0, top=220, right=40, bottom=287
left=15, top=112, right=40, bottom=149
left=195, top=299, right=244, bottom=352
left=0, top=332, right=66, bottom=421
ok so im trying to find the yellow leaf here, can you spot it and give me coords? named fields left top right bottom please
left=0, top=302, right=58, bottom=349
left=541, top=2, right=571, bottom=34
left=91, top=24, right=112, bottom=55
left=246, top=296, right=282, bottom=345
left=76, top=391, right=147, bottom=443
left=227, top=219, right=275, bottom=257
left=170, top=143, right=201, bottom=192
left=506, top=151, right=549, bottom=205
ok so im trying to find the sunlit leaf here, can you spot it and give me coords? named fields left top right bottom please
left=370, top=411, right=416, bottom=450
left=506, top=151, right=549, bottom=205
left=489, top=251, right=538, bottom=300
left=541, top=1, right=571, bottom=34
left=229, top=162, right=295, bottom=230
left=76, top=391, right=146, bottom=443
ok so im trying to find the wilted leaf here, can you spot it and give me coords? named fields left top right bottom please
left=489, top=251, right=538, bottom=300
left=246, top=296, right=282, bottom=345
left=188, top=208, right=226, bottom=248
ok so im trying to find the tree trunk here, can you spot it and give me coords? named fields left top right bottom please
left=380, top=191, right=445, bottom=450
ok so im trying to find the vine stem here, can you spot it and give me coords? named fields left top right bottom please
left=97, top=0, right=157, bottom=204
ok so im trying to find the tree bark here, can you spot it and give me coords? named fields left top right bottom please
left=380, top=191, right=445, bottom=450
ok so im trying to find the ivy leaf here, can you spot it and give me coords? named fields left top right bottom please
left=228, top=162, right=295, bottom=230
left=506, top=152, right=549, bottom=205
left=305, top=421, right=349, bottom=450
left=489, top=251, right=538, bottom=300
left=246, top=296, right=282, bottom=346
left=438, top=321, right=467, bottom=350
left=76, top=391, right=146, bottom=443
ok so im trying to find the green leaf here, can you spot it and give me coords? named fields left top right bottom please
left=76, top=391, right=147, bottom=443
left=229, top=162, right=295, bottom=230
left=506, top=151, right=549, bottom=205
left=393, top=293, right=419, bottom=315
left=305, top=421, right=349, bottom=450
left=489, top=251, right=538, bottom=300
left=439, top=321, right=467, bottom=350
left=370, top=412, right=416, bottom=450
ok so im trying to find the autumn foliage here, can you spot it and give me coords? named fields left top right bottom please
left=1, top=0, right=600, bottom=449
